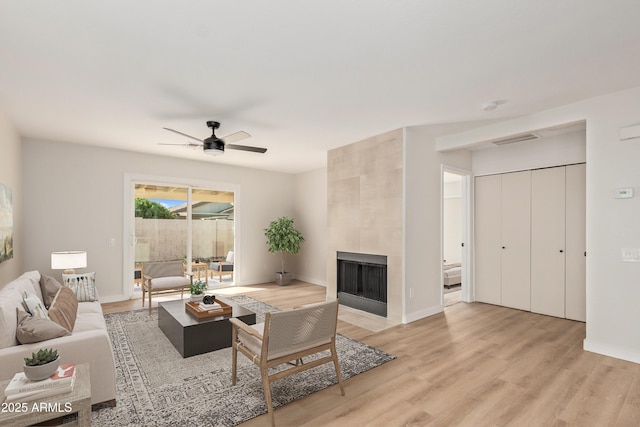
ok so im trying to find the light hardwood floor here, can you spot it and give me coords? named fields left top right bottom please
left=102, top=281, right=640, bottom=426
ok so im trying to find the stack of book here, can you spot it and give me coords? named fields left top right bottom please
left=198, top=301, right=222, bottom=310
left=4, top=363, right=76, bottom=402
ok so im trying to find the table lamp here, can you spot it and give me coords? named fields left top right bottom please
left=51, top=251, right=87, bottom=274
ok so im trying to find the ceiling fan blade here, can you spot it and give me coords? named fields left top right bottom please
left=163, top=127, right=204, bottom=143
left=221, top=131, right=251, bottom=144
left=226, top=144, right=267, bottom=154
left=158, top=142, right=202, bottom=148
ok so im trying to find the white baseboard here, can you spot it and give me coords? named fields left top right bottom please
left=583, top=339, right=640, bottom=364
left=294, top=275, right=326, bottom=287
left=403, top=304, right=443, bottom=324
left=99, top=294, right=129, bottom=304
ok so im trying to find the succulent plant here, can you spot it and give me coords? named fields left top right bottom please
left=24, top=348, right=59, bottom=366
left=189, top=279, right=208, bottom=295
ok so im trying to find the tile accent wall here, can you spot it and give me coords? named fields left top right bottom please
left=327, top=128, right=403, bottom=323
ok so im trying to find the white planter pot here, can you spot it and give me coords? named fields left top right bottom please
left=190, top=294, right=204, bottom=302
left=23, top=357, right=60, bottom=381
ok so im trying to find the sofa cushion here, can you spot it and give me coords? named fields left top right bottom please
left=22, top=292, right=50, bottom=319
left=48, top=287, right=78, bottom=332
left=62, top=272, right=97, bottom=302
left=40, top=274, right=63, bottom=309
left=210, top=262, right=233, bottom=272
left=0, top=290, right=25, bottom=348
left=16, top=309, right=70, bottom=344
left=0, top=272, right=44, bottom=348
left=72, top=309, right=108, bottom=333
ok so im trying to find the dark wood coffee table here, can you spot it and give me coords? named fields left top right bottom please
left=158, top=297, right=256, bottom=357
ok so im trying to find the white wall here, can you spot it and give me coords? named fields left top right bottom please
left=436, top=85, right=640, bottom=364
left=0, top=109, right=22, bottom=287
left=21, top=139, right=296, bottom=302
left=404, top=128, right=472, bottom=322
left=293, top=167, right=327, bottom=286
left=472, top=129, right=586, bottom=176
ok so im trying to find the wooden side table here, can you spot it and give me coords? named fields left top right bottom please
left=184, top=262, right=208, bottom=281
left=0, top=363, right=91, bottom=426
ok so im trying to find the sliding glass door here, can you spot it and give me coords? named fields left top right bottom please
left=130, top=182, right=235, bottom=298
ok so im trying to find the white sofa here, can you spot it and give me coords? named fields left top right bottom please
left=0, top=271, right=116, bottom=406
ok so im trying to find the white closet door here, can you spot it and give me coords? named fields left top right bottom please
left=475, top=175, right=502, bottom=305
left=565, top=164, right=586, bottom=321
left=500, top=171, right=531, bottom=311
left=531, top=167, right=566, bottom=317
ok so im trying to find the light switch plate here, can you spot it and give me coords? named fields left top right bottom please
left=615, top=188, right=634, bottom=198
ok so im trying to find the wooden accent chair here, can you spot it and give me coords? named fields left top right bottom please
left=142, top=260, right=192, bottom=314
left=230, top=299, right=345, bottom=426
left=209, top=250, right=234, bottom=281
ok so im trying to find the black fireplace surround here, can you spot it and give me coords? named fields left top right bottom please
left=337, top=251, right=387, bottom=317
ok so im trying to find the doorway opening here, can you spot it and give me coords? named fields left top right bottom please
left=441, top=166, right=472, bottom=307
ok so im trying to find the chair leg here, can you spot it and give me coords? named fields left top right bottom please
left=141, top=286, right=145, bottom=308
left=260, top=367, right=275, bottom=427
left=231, top=327, right=238, bottom=385
left=331, top=342, right=345, bottom=396
left=148, top=291, right=153, bottom=314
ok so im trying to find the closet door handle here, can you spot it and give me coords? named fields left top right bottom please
left=559, top=250, right=564, bottom=253
left=502, top=246, right=506, bottom=249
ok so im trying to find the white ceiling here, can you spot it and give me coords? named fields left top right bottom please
left=2, top=1, right=640, bottom=174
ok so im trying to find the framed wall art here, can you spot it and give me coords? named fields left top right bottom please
left=0, top=183, right=13, bottom=264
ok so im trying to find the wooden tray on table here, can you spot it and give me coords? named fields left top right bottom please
left=185, top=298, right=232, bottom=319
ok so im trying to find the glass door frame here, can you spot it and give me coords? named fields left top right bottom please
left=122, top=173, right=241, bottom=300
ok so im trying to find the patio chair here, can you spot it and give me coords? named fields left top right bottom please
left=142, top=260, right=192, bottom=314
left=230, top=299, right=345, bottom=426
left=210, top=250, right=234, bottom=281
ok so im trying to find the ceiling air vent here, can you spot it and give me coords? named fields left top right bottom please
left=491, top=133, right=540, bottom=146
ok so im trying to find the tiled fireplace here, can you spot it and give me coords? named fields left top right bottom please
left=327, top=128, right=403, bottom=323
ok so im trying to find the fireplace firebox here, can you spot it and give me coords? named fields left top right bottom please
left=337, top=251, right=387, bottom=317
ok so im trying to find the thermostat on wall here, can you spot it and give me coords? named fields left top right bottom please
left=615, top=188, right=634, bottom=199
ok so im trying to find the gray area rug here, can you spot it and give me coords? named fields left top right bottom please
left=91, top=295, right=396, bottom=426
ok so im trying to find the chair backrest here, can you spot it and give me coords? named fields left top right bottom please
left=144, top=261, right=183, bottom=278
left=265, top=300, right=338, bottom=360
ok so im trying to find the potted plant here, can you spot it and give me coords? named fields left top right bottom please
left=23, top=348, right=60, bottom=381
left=264, top=216, right=305, bottom=286
left=189, top=279, right=208, bottom=301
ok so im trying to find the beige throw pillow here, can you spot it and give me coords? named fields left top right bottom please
left=16, top=309, right=70, bottom=344
left=48, top=287, right=78, bottom=333
left=40, top=274, right=63, bottom=309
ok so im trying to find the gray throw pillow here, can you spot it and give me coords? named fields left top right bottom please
left=15, top=308, right=70, bottom=344
left=40, top=274, right=63, bottom=309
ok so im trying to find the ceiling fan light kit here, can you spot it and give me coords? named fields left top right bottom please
left=203, top=137, right=225, bottom=156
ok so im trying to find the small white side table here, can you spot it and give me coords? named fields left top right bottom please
left=0, top=362, right=91, bottom=426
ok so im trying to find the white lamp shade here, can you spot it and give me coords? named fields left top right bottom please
left=51, top=251, right=87, bottom=270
